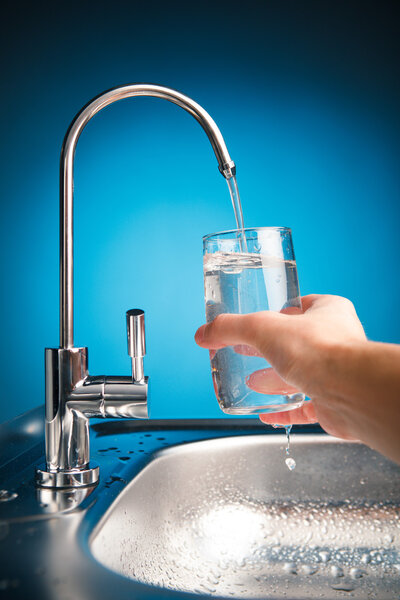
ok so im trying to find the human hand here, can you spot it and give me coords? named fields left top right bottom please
left=195, top=295, right=367, bottom=441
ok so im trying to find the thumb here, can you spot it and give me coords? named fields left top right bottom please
left=195, top=313, right=256, bottom=349
left=195, top=311, right=281, bottom=352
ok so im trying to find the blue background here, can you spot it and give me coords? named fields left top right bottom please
left=0, top=1, right=399, bottom=423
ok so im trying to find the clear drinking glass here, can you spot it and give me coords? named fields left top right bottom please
left=203, top=227, right=305, bottom=415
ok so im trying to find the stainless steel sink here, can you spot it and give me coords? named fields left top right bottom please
left=1, top=410, right=399, bottom=599
left=91, top=434, right=400, bottom=599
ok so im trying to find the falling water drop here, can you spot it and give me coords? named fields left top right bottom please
left=285, top=426, right=296, bottom=470
left=273, top=424, right=297, bottom=470
left=285, top=457, right=296, bottom=471
left=285, top=425, right=292, bottom=455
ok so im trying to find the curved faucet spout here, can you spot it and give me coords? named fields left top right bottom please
left=36, top=83, right=236, bottom=488
left=37, top=84, right=236, bottom=488
left=60, top=83, right=236, bottom=349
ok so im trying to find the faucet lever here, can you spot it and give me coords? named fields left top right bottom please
left=126, top=309, right=146, bottom=382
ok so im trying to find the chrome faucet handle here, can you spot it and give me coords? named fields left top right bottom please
left=126, top=309, right=146, bottom=382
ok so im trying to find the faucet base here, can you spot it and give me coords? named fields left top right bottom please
left=35, top=463, right=99, bottom=489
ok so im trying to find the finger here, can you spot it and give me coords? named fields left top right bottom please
left=233, top=344, right=263, bottom=357
left=195, top=313, right=259, bottom=349
left=300, top=294, right=322, bottom=312
left=259, top=401, right=317, bottom=425
left=195, top=311, right=285, bottom=351
left=280, top=306, right=302, bottom=316
left=246, top=368, right=300, bottom=394
left=195, top=323, right=227, bottom=349
left=195, top=299, right=322, bottom=351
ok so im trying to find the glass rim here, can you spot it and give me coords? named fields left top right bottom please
left=202, top=226, right=292, bottom=241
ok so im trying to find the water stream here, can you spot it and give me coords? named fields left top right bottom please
left=271, top=424, right=296, bottom=470
left=284, top=425, right=296, bottom=471
left=227, top=176, right=247, bottom=250
left=225, top=177, right=297, bottom=470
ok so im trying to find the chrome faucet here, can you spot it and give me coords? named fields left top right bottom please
left=35, top=84, right=236, bottom=488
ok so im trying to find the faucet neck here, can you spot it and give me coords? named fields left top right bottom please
left=59, top=83, right=236, bottom=349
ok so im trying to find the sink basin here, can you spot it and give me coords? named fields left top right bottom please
left=91, top=434, right=400, bottom=599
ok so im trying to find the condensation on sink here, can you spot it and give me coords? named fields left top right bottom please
left=91, top=435, right=400, bottom=599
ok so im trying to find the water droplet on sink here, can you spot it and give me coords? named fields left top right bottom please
left=318, top=551, right=331, bottom=563
left=283, top=562, right=297, bottom=574
left=0, top=490, right=18, bottom=502
left=300, top=564, right=318, bottom=575
left=331, top=582, right=356, bottom=592
left=361, top=553, right=371, bottom=565
left=106, top=475, right=126, bottom=486
left=350, top=568, right=365, bottom=579
left=330, top=565, right=344, bottom=578
left=285, top=457, right=296, bottom=471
